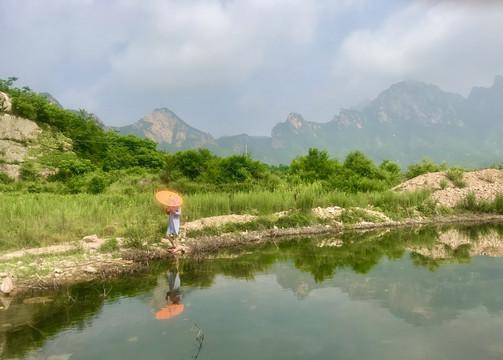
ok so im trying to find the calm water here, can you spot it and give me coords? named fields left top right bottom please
left=2, top=224, right=503, bottom=359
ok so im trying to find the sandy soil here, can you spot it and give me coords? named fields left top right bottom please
left=2, top=169, right=503, bottom=295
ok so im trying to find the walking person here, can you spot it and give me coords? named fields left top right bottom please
left=165, top=205, right=182, bottom=251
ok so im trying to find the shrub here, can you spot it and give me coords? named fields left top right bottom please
left=446, top=167, right=466, bottom=188
left=405, top=158, right=448, bottom=179
left=87, top=174, right=108, bottom=194
left=100, top=238, right=119, bottom=253
left=495, top=194, right=503, bottom=214
left=0, top=172, right=14, bottom=184
left=20, top=161, right=38, bottom=181
left=275, top=213, right=311, bottom=228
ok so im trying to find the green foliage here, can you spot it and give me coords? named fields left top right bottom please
left=87, top=173, right=108, bottom=194
left=216, top=154, right=266, bottom=183
left=275, top=212, right=312, bottom=228
left=343, top=150, right=379, bottom=178
left=495, top=194, right=503, bottom=214
left=456, top=192, right=503, bottom=214
left=102, top=134, right=164, bottom=171
left=56, top=158, right=95, bottom=180
left=0, top=76, right=18, bottom=92
left=20, top=161, right=39, bottom=181
left=100, top=238, right=119, bottom=253
left=164, top=148, right=214, bottom=181
left=340, top=208, right=382, bottom=225
left=405, top=158, right=448, bottom=179
left=446, top=167, right=466, bottom=188
left=289, top=148, right=338, bottom=182
left=0, top=172, right=14, bottom=184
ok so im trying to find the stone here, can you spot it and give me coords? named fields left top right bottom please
left=0, top=91, right=12, bottom=112
left=0, top=277, right=14, bottom=294
left=82, top=234, right=99, bottom=243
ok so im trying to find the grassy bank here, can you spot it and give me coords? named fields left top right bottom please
left=1, top=182, right=443, bottom=252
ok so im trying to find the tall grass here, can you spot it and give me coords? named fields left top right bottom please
left=456, top=192, right=503, bottom=214
left=0, top=192, right=165, bottom=251
left=0, top=184, right=441, bottom=252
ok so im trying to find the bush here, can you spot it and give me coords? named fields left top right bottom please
left=20, top=161, right=38, bottom=181
left=446, top=167, right=466, bottom=188
left=275, top=213, right=311, bottom=228
left=405, top=158, right=448, bottom=179
left=495, top=194, right=503, bottom=214
left=100, top=238, right=119, bottom=252
left=56, top=158, right=95, bottom=180
left=87, top=174, right=108, bottom=194
left=0, top=172, right=14, bottom=184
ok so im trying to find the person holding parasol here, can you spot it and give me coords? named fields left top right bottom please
left=155, top=190, right=183, bottom=251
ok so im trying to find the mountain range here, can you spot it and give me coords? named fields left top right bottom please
left=116, top=75, right=503, bottom=167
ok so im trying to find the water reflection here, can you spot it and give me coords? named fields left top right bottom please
left=1, top=224, right=503, bottom=359
left=155, top=257, right=184, bottom=320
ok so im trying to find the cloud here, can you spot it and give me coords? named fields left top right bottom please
left=1, top=0, right=502, bottom=136
left=331, top=1, right=503, bottom=104
left=97, top=0, right=323, bottom=92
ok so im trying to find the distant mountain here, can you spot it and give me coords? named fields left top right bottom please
left=117, top=76, right=503, bottom=167
left=116, top=108, right=217, bottom=152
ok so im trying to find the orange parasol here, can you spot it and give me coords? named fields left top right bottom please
left=156, top=304, right=184, bottom=320
left=155, top=190, right=183, bottom=207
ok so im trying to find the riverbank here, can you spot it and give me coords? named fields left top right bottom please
left=2, top=168, right=503, bottom=295
left=2, top=209, right=503, bottom=296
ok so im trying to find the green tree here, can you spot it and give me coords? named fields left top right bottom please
left=289, top=148, right=338, bottom=182
left=216, top=154, right=266, bottom=183
left=343, top=150, right=379, bottom=178
left=164, top=148, right=214, bottom=180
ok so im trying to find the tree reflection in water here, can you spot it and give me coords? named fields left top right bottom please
left=2, top=223, right=503, bottom=358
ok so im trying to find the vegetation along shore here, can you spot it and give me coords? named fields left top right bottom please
left=1, top=78, right=503, bottom=294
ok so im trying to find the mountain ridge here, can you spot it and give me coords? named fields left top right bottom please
left=116, top=76, right=503, bottom=167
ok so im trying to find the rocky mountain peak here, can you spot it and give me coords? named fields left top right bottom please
left=117, top=108, right=216, bottom=150
left=368, top=80, right=464, bottom=126
left=286, top=113, right=306, bottom=129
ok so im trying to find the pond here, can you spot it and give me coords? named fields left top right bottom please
left=2, top=224, right=503, bottom=359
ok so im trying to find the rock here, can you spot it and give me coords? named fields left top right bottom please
left=82, top=234, right=99, bottom=243
left=0, top=277, right=14, bottom=294
left=0, top=91, right=12, bottom=112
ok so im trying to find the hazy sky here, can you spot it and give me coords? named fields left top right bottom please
left=1, top=0, right=502, bottom=137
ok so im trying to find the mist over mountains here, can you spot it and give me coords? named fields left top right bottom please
left=116, top=75, right=503, bottom=167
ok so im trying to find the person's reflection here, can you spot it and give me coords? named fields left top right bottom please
left=156, top=257, right=184, bottom=320
left=167, top=257, right=182, bottom=305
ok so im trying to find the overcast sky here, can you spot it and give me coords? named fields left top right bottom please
left=1, top=0, right=502, bottom=137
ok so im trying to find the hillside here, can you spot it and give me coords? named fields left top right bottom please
left=117, top=76, right=503, bottom=167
